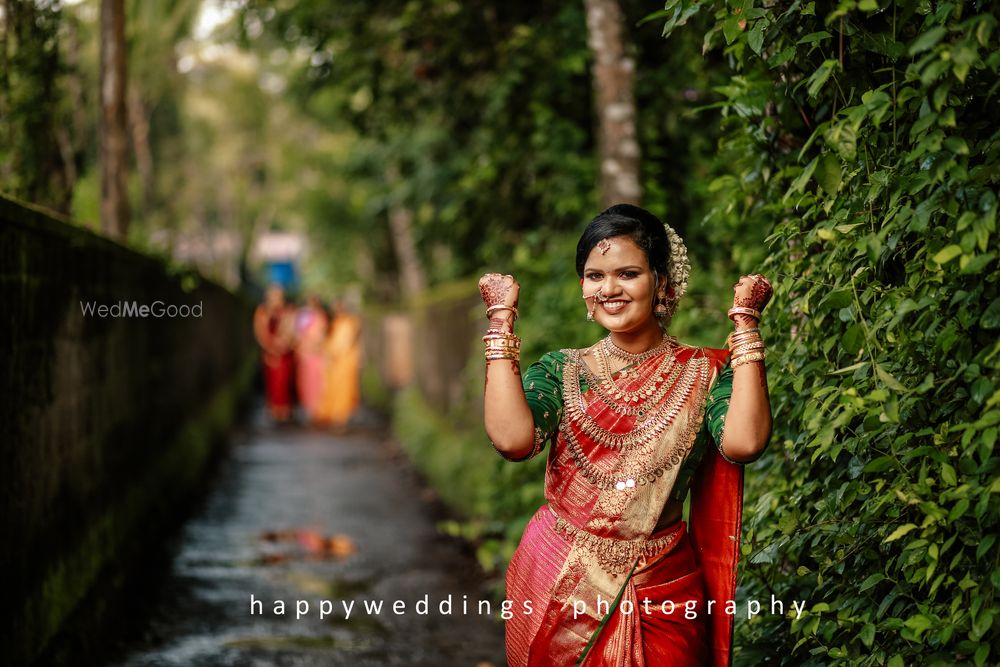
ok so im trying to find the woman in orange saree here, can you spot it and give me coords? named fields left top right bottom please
left=480, top=205, right=774, bottom=666
left=314, top=304, right=362, bottom=428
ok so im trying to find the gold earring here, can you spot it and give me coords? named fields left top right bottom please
left=654, top=291, right=668, bottom=318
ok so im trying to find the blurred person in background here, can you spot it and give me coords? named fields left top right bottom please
left=315, top=298, right=363, bottom=430
left=295, top=294, right=330, bottom=423
left=253, top=284, right=297, bottom=422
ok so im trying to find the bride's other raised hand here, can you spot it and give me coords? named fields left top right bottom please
left=479, top=273, right=520, bottom=333
left=730, top=273, right=773, bottom=330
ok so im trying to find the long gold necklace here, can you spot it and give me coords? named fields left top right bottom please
left=563, top=348, right=705, bottom=451
left=579, top=352, right=684, bottom=417
left=592, top=339, right=676, bottom=405
left=560, top=351, right=710, bottom=488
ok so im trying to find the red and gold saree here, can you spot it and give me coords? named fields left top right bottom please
left=505, top=341, right=742, bottom=667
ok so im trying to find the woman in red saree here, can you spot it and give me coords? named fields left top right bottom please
left=253, top=284, right=297, bottom=422
left=480, top=205, right=774, bottom=666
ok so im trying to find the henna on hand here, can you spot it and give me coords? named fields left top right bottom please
left=479, top=273, right=518, bottom=308
left=733, top=274, right=773, bottom=313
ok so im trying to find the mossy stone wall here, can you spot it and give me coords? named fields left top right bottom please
left=0, top=195, right=257, bottom=666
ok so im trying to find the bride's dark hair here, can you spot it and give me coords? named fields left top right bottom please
left=575, top=204, right=671, bottom=280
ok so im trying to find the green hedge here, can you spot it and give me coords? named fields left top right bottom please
left=654, top=0, right=999, bottom=664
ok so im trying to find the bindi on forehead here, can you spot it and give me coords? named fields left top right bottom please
left=586, top=236, right=648, bottom=269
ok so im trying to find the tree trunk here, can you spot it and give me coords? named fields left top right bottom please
left=584, top=0, right=641, bottom=208
left=99, top=0, right=129, bottom=239
left=388, top=204, right=427, bottom=298
left=385, top=164, right=426, bottom=299
left=128, top=83, right=155, bottom=213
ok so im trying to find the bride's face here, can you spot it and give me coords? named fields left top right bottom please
left=582, top=236, right=659, bottom=334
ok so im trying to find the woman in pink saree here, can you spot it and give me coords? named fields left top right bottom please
left=480, top=205, right=774, bottom=666
left=294, top=295, right=330, bottom=422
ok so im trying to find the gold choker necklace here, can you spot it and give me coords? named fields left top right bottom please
left=603, top=333, right=677, bottom=364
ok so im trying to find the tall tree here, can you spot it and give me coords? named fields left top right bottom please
left=0, top=0, right=74, bottom=211
left=584, top=0, right=641, bottom=208
left=99, top=0, right=129, bottom=238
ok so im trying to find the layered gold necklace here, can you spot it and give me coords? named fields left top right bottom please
left=560, top=340, right=709, bottom=490
left=583, top=334, right=681, bottom=416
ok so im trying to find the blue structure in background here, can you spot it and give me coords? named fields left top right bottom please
left=267, top=260, right=299, bottom=293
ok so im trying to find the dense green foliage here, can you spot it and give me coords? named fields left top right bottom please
left=655, top=0, right=999, bottom=664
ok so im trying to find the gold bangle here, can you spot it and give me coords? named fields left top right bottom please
left=483, top=331, right=520, bottom=340
left=486, top=352, right=520, bottom=362
left=728, top=307, right=762, bottom=322
left=486, top=304, right=518, bottom=320
left=728, top=327, right=761, bottom=341
left=484, top=338, right=520, bottom=349
left=728, top=326, right=759, bottom=339
left=730, top=342, right=766, bottom=356
left=728, top=333, right=762, bottom=347
left=731, top=351, right=766, bottom=367
left=484, top=335, right=520, bottom=344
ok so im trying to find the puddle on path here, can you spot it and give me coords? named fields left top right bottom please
left=107, top=421, right=506, bottom=666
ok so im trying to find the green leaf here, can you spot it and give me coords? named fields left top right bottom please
left=864, top=455, right=896, bottom=473
left=976, top=535, right=996, bottom=561
left=822, top=289, right=853, bottom=309
left=722, top=16, right=743, bottom=45
left=786, top=156, right=818, bottom=199
left=876, top=365, right=907, bottom=392
left=971, top=377, right=993, bottom=404
left=860, top=622, right=876, bottom=647
left=971, top=609, right=994, bottom=640
left=960, top=252, right=996, bottom=275
left=815, top=153, right=842, bottom=195
left=932, top=244, right=962, bottom=264
left=748, top=24, right=765, bottom=54
left=977, top=18, right=995, bottom=47
left=941, top=463, right=957, bottom=486
left=885, top=523, right=918, bottom=542
left=909, top=27, right=948, bottom=55
left=798, top=31, right=831, bottom=45
left=974, top=643, right=990, bottom=667
left=904, top=613, right=934, bottom=637
left=981, top=298, right=1000, bottom=329
left=943, top=136, right=970, bottom=155
left=768, top=46, right=796, bottom=69
left=947, top=496, right=968, bottom=522
left=807, top=60, right=838, bottom=98
left=841, top=323, right=864, bottom=354
left=859, top=573, right=886, bottom=591
left=910, top=111, right=939, bottom=138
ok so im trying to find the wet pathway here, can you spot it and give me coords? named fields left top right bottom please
left=111, top=413, right=506, bottom=666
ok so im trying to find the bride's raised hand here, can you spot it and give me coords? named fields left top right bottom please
left=478, top=273, right=520, bottom=332
left=730, top=273, right=773, bottom=329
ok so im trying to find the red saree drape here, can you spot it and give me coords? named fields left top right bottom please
left=505, top=345, right=742, bottom=667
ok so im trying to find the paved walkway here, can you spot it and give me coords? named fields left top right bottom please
left=111, top=413, right=506, bottom=666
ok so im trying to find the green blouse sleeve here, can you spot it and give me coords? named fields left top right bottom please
left=704, top=362, right=740, bottom=463
left=506, top=350, right=565, bottom=461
